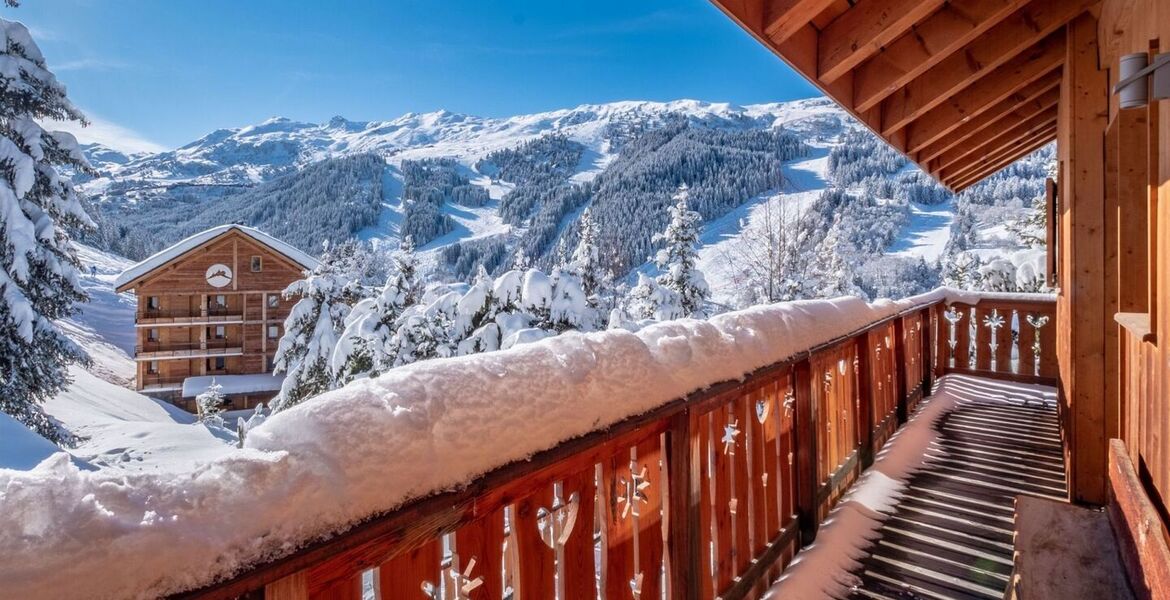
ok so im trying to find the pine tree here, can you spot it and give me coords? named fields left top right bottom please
left=653, top=184, right=710, bottom=317
left=272, top=243, right=355, bottom=411
left=567, top=207, right=604, bottom=304
left=627, top=272, right=684, bottom=321
left=813, top=216, right=865, bottom=298
left=330, top=236, right=424, bottom=384
left=196, top=380, right=225, bottom=426
left=0, top=17, right=96, bottom=442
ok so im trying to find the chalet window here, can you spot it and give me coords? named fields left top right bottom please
left=267, top=325, right=280, bottom=339
left=251, top=256, right=262, bottom=272
left=147, top=328, right=159, bottom=342
left=211, top=325, right=225, bottom=340
left=146, top=360, right=159, bottom=375
left=266, top=356, right=276, bottom=371
left=267, top=295, right=279, bottom=309
left=215, top=295, right=227, bottom=308
left=207, top=357, right=226, bottom=371
left=147, top=296, right=160, bottom=311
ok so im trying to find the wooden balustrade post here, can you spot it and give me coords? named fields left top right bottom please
left=665, top=409, right=700, bottom=600
left=921, top=307, right=935, bottom=396
left=855, top=333, right=875, bottom=469
left=893, top=317, right=909, bottom=425
left=792, top=360, right=818, bottom=547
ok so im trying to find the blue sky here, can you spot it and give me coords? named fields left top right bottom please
left=10, top=0, right=818, bottom=152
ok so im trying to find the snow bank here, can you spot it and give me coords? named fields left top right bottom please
left=0, top=288, right=1028, bottom=599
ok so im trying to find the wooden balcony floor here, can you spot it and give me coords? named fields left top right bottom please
left=845, top=375, right=1067, bottom=600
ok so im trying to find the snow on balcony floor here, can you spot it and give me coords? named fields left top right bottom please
left=767, top=374, right=1064, bottom=600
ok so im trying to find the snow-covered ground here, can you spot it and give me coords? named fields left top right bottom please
left=25, top=244, right=242, bottom=474
left=887, top=199, right=955, bottom=262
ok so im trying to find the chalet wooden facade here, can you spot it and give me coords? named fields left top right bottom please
left=114, top=225, right=318, bottom=413
left=166, top=1, right=1170, bottom=599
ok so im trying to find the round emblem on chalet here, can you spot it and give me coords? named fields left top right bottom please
left=205, top=263, right=233, bottom=288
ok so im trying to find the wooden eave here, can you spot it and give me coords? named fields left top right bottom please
left=709, top=0, right=1096, bottom=192
left=113, top=229, right=307, bottom=294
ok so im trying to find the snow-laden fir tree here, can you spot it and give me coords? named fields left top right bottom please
left=653, top=184, right=709, bottom=317
left=0, top=17, right=96, bottom=442
left=626, top=272, right=684, bottom=321
left=567, top=207, right=604, bottom=304
left=813, top=215, right=865, bottom=298
left=272, top=243, right=357, bottom=411
left=196, top=379, right=225, bottom=425
left=330, top=236, right=422, bottom=384
left=942, top=251, right=983, bottom=290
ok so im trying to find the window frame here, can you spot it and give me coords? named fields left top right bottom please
left=251, top=255, right=263, bottom=272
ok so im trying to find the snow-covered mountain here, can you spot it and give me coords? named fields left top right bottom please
left=78, top=97, right=1046, bottom=307
left=83, top=98, right=846, bottom=193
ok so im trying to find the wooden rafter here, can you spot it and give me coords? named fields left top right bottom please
left=948, top=127, right=1056, bottom=190
left=915, top=73, right=1061, bottom=163
left=817, top=0, right=948, bottom=84
left=853, top=0, right=1036, bottom=113
left=901, top=30, right=1065, bottom=151
left=938, top=112, right=1057, bottom=181
left=763, top=0, right=838, bottom=43
left=931, top=103, right=1059, bottom=176
left=879, top=0, right=1090, bottom=134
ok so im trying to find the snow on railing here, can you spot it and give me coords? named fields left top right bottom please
left=0, top=289, right=1055, bottom=600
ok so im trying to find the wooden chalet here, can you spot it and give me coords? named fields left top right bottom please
left=114, top=225, right=318, bottom=413
left=171, top=1, right=1170, bottom=599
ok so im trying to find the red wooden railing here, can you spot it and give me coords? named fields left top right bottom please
left=934, top=296, right=1058, bottom=384
left=174, top=293, right=1056, bottom=600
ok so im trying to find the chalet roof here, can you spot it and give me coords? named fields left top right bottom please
left=113, top=225, right=319, bottom=290
left=710, top=0, right=1084, bottom=191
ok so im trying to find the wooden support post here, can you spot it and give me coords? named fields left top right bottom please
left=893, top=317, right=908, bottom=424
left=665, top=409, right=699, bottom=600
left=792, top=360, right=817, bottom=547
left=1060, top=13, right=1111, bottom=504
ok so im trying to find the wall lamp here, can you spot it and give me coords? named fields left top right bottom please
left=1115, top=52, right=1170, bottom=109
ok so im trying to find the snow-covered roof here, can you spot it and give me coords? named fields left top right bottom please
left=113, top=225, right=319, bottom=290
left=182, top=373, right=283, bottom=398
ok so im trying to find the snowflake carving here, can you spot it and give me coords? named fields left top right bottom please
left=447, top=557, right=484, bottom=600
left=783, top=391, right=795, bottom=417
left=983, top=309, right=1006, bottom=353
left=1026, top=314, right=1049, bottom=329
left=721, top=418, right=741, bottom=456
left=755, top=398, right=769, bottom=423
left=618, top=463, right=651, bottom=519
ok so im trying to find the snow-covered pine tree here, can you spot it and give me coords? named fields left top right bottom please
left=330, top=236, right=422, bottom=384
left=0, top=17, right=96, bottom=442
left=196, top=380, right=225, bottom=425
left=272, top=243, right=356, bottom=411
left=653, top=184, right=709, bottom=317
left=813, top=215, right=865, bottom=298
left=942, top=252, right=983, bottom=291
left=627, top=272, right=684, bottom=321
left=567, top=207, right=604, bottom=305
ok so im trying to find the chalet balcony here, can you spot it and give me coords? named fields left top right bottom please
left=134, top=340, right=244, bottom=360
left=137, top=308, right=245, bottom=327
left=160, top=292, right=1143, bottom=600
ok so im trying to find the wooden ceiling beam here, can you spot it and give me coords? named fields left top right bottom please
left=879, top=0, right=1081, bottom=135
left=763, top=0, right=839, bottom=43
left=931, top=102, right=1059, bottom=176
left=901, top=30, right=1065, bottom=151
left=817, top=0, right=948, bottom=84
left=915, top=73, right=1061, bottom=163
left=936, top=107, right=1058, bottom=180
left=877, top=0, right=1090, bottom=133
left=947, top=127, right=1056, bottom=190
left=853, top=0, right=1032, bottom=113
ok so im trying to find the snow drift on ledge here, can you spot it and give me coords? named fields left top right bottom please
left=0, top=288, right=1040, bottom=599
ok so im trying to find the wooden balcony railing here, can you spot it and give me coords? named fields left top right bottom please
left=174, top=292, right=1058, bottom=600
left=934, top=295, right=1058, bottom=384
